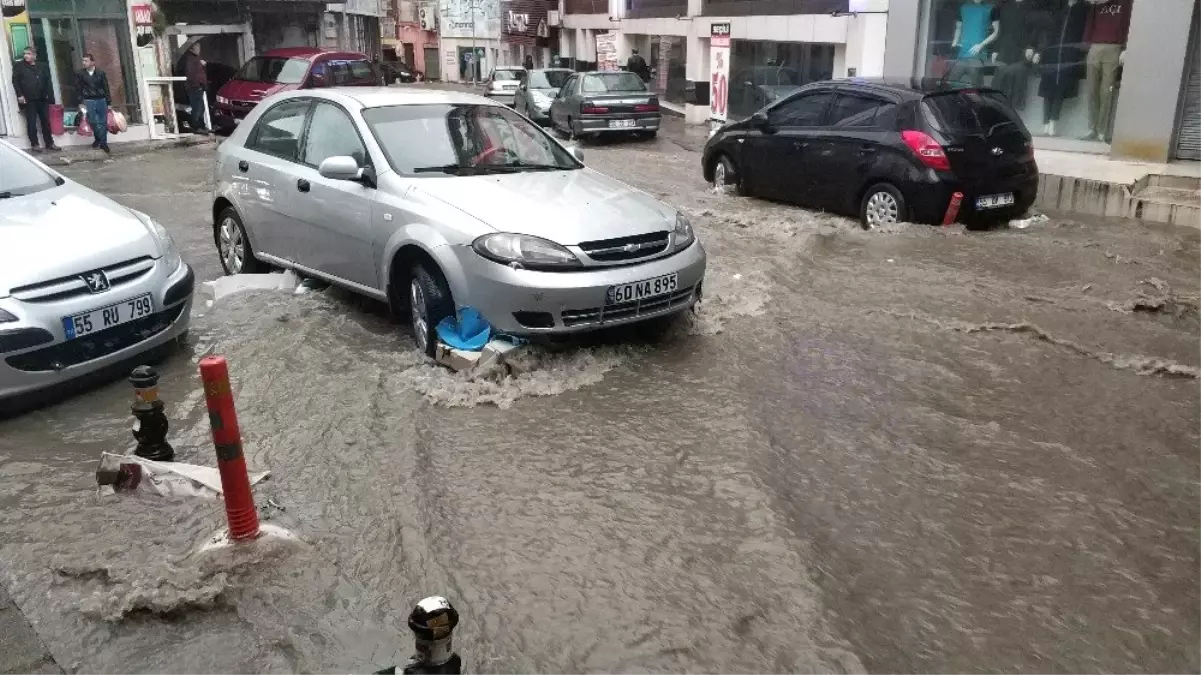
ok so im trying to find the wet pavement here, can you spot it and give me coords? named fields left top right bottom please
left=0, top=134, right=1198, bottom=673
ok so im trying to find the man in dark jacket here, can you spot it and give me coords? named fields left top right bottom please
left=626, top=48, right=650, bottom=83
left=11, top=47, right=59, bottom=152
left=76, top=53, right=112, bottom=154
left=181, top=41, right=210, bottom=134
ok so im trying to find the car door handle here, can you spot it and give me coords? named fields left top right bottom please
left=238, top=160, right=249, bottom=172
left=297, top=179, right=310, bottom=193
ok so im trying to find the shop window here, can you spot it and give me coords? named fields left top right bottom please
left=649, top=36, right=687, bottom=106
left=919, top=0, right=1131, bottom=146
left=727, top=39, right=835, bottom=120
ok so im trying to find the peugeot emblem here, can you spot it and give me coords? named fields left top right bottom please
left=82, top=271, right=111, bottom=294
left=991, top=147, right=1004, bottom=156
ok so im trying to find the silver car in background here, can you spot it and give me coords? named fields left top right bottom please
left=483, top=67, right=526, bottom=107
left=514, top=68, right=574, bottom=125
left=0, top=140, right=193, bottom=403
left=211, top=88, right=705, bottom=357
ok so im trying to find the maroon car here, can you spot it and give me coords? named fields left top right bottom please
left=213, top=47, right=379, bottom=130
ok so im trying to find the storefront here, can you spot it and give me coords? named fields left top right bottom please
left=500, top=0, right=550, bottom=67
left=648, top=35, right=687, bottom=106
left=885, top=0, right=1199, bottom=162
left=726, top=39, right=834, bottom=119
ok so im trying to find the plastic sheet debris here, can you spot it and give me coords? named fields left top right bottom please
left=95, top=452, right=269, bottom=499
left=1009, top=213, right=1050, bottom=230
left=200, top=271, right=299, bottom=308
left=435, top=307, right=492, bottom=351
left=435, top=337, right=527, bottom=374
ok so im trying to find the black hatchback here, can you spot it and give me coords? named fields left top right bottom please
left=702, top=78, right=1038, bottom=228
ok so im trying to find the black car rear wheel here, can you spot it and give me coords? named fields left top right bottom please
left=860, top=183, right=907, bottom=230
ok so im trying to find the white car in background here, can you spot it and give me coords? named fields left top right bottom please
left=0, top=140, right=193, bottom=403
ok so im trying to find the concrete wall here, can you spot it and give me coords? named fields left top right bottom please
left=1110, top=0, right=1197, bottom=162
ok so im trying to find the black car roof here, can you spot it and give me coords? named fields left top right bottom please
left=818, top=77, right=1002, bottom=98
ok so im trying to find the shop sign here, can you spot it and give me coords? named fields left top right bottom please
left=132, top=4, right=154, bottom=26
left=1, top=0, right=26, bottom=19
left=595, top=31, right=618, bottom=71
left=506, top=11, right=529, bottom=33
left=709, top=23, right=731, bottom=123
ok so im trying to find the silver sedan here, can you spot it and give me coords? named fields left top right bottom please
left=211, top=87, right=706, bottom=356
left=0, top=140, right=193, bottom=403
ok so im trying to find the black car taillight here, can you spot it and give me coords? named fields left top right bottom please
left=901, top=129, right=951, bottom=171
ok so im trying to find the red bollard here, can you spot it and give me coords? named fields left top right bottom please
left=199, top=355, right=260, bottom=541
left=942, top=191, right=964, bottom=226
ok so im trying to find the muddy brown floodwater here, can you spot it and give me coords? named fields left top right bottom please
left=0, top=138, right=1197, bottom=674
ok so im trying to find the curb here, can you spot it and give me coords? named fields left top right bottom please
left=39, top=135, right=218, bottom=167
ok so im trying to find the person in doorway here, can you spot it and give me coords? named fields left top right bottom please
left=182, top=41, right=210, bottom=135
left=11, top=47, right=59, bottom=152
left=626, top=48, right=650, bottom=82
left=523, top=53, right=534, bottom=70
left=76, top=53, right=112, bottom=154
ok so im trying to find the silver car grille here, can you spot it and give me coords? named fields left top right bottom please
left=9, top=256, right=156, bottom=302
left=561, top=283, right=697, bottom=328
left=577, top=231, right=670, bottom=263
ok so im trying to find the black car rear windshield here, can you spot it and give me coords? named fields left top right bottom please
left=582, top=72, right=646, bottom=93
left=922, top=90, right=1028, bottom=137
left=234, top=56, right=310, bottom=84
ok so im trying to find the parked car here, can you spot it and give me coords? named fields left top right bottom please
left=514, top=68, right=574, bottom=125
left=0, top=140, right=193, bottom=403
left=483, top=67, right=526, bottom=107
left=703, top=78, right=1038, bottom=228
left=379, top=60, right=422, bottom=85
left=211, top=88, right=705, bottom=356
left=549, top=71, right=661, bottom=141
left=212, top=48, right=378, bottom=131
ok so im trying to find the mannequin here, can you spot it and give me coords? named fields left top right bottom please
left=991, top=0, right=1050, bottom=110
left=1037, top=0, right=1088, bottom=136
left=1080, top=0, right=1130, bottom=141
left=948, top=0, right=1000, bottom=86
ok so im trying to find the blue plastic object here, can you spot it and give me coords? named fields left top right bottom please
left=435, top=307, right=492, bottom=351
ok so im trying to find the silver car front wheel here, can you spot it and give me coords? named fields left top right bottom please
left=410, top=277, right=429, bottom=353
left=407, top=264, right=454, bottom=358
left=215, top=208, right=262, bottom=275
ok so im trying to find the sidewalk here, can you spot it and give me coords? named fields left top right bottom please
left=34, top=133, right=217, bottom=167
left=0, top=587, right=61, bottom=674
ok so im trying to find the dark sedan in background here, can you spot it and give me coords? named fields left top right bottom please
left=514, top=68, right=574, bottom=125
left=549, top=71, right=661, bottom=141
left=703, top=78, right=1038, bottom=229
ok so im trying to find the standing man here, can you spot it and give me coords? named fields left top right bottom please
left=76, top=53, right=112, bottom=154
left=523, top=53, right=534, bottom=71
left=182, top=41, right=210, bottom=135
left=10, top=47, right=59, bottom=152
left=626, top=48, right=649, bottom=82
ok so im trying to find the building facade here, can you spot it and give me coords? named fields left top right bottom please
left=383, top=0, right=441, bottom=79
left=323, top=0, right=383, bottom=56
left=884, top=0, right=1200, bottom=163
left=499, top=0, right=557, bottom=67
left=438, top=0, right=502, bottom=81
left=559, top=0, right=889, bottom=123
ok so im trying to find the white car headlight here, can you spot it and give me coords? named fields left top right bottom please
left=472, top=233, right=582, bottom=269
left=149, top=219, right=183, bottom=273
left=672, top=213, right=695, bottom=251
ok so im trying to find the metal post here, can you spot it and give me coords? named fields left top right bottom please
left=199, top=355, right=261, bottom=542
left=470, top=0, right=477, bottom=85
left=130, top=365, right=174, bottom=462
left=373, top=597, right=461, bottom=675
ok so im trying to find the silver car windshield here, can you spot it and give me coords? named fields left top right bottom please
left=0, top=145, right=60, bottom=198
left=363, top=104, right=582, bottom=175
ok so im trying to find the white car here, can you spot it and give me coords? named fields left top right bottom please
left=0, top=140, right=193, bottom=403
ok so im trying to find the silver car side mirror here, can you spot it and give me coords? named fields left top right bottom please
left=318, top=155, right=362, bottom=181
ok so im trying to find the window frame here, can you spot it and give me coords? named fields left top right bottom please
left=557, top=75, right=578, bottom=99
left=246, top=97, right=316, bottom=163
left=298, top=99, right=374, bottom=171
left=827, top=92, right=894, bottom=130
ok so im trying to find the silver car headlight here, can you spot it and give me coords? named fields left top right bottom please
left=150, top=220, right=183, bottom=274
left=472, top=233, right=582, bottom=269
left=672, top=213, right=695, bottom=251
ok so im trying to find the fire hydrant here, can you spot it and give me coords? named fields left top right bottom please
left=130, top=365, right=174, bottom=462
left=376, top=597, right=462, bottom=674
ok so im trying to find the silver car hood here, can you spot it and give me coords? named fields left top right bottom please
left=0, top=184, right=158, bottom=296
left=415, top=168, right=675, bottom=245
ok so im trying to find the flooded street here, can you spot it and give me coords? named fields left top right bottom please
left=1, top=137, right=1197, bottom=673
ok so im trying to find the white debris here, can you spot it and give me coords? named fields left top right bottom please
left=96, top=452, right=270, bottom=499
left=200, top=271, right=299, bottom=307
left=1009, top=213, right=1050, bottom=230
left=434, top=338, right=526, bottom=374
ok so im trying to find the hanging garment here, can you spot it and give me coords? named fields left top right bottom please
left=1038, top=0, right=1088, bottom=107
